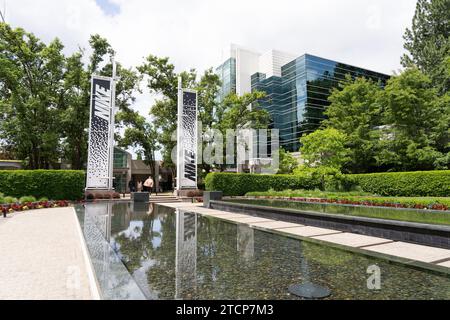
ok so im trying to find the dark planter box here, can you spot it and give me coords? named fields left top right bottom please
left=131, top=192, right=149, bottom=202
left=203, top=191, right=223, bottom=208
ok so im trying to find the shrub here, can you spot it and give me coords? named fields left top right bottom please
left=294, top=166, right=345, bottom=191
left=113, top=192, right=121, bottom=199
left=348, top=170, right=450, bottom=197
left=0, top=170, right=85, bottom=200
left=3, top=196, right=18, bottom=204
left=86, top=193, right=95, bottom=200
left=205, top=172, right=320, bottom=196
left=187, top=190, right=204, bottom=197
left=197, top=182, right=206, bottom=190
left=19, top=196, right=37, bottom=203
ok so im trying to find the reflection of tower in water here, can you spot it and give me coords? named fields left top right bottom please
left=237, top=225, right=254, bottom=260
left=288, top=242, right=331, bottom=299
left=83, top=202, right=113, bottom=290
left=175, top=209, right=197, bottom=299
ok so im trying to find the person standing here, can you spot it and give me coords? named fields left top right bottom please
left=128, top=179, right=136, bottom=193
left=143, top=176, right=154, bottom=195
left=137, top=180, right=143, bottom=192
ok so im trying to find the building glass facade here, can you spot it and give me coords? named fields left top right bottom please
left=216, top=57, right=236, bottom=101
left=252, top=54, right=390, bottom=152
left=113, top=147, right=129, bottom=193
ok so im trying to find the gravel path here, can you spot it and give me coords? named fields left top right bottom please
left=0, top=207, right=95, bottom=300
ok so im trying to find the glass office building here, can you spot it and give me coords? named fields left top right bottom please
left=251, top=54, right=390, bottom=152
left=216, top=57, right=237, bottom=102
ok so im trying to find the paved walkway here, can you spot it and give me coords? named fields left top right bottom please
left=161, top=202, right=450, bottom=269
left=0, top=207, right=98, bottom=300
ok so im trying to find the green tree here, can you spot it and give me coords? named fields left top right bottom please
left=139, top=54, right=270, bottom=178
left=60, top=34, right=140, bottom=170
left=138, top=55, right=196, bottom=179
left=377, top=67, right=449, bottom=170
left=402, top=0, right=450, bottom=94
left=196, top=68, right=221, bottom=176
left=213, top=92, right=270, bottom=172
left=117, top=112, right=159, bottom=180
left=276, top=148, right=299, bottom=174
left=217, top=92, right=269, bottom=131
left=325, top=75, right=384, bottom=173
left=0, top=23, right=65, bottom=169
left=299, top=128, right=350, bottom=170
left=0, top=24, right=141, bottom=170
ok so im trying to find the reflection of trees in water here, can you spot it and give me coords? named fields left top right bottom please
left=111, top=205, right=450, bottom=300
left=112, top=205, right=177, bottom=299
left=194, top=218, right=305, bottom=299
left=301, top=241, right=450, bottom=300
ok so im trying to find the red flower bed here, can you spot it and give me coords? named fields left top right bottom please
left=1, top=200, right=70, bottom=216
left=255, top=196, right=449, bottom=211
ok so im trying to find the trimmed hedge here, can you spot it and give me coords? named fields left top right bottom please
left=348, top=170, right=450, bottom=197
left=205, top=172, right=320, bottom=196
left=0, top=170, right=85, bottom=200
left=205, top=170, right=450, bottom=197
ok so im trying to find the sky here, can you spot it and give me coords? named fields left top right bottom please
left=4, top=0, right=418, bottom=158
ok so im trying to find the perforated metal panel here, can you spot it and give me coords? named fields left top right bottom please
left=177, top=90, right=198, bottom=189
left=86, top=76, right=113, bottom=189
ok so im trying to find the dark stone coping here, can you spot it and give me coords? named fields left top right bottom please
left=131, top=192, right=150, bottom=202
left=203, top=191, right=223, bottom=208
left=238, top=196, right=450, bottom=215
left=209, top=200, right=450, bottom=250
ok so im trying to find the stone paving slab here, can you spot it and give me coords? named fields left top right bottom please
left=219, top=216, right=273, bottom=224
left=312, top=233, right=394, bottom=248
left=160, top=202, right=199, bottom=208
left=0, top=207, right=94, bottom=300
left=437, top=260, right=450, bottom=268
left=249, top=220, right=300, bottom=229
left=194, top=211, right=231, bottom=217
left=278, top=226, right=342, bottom=237
left=364, top=242, right=450, bottom=263
left=206, top=213, right=251, bottom=219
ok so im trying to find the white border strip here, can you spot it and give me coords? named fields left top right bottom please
left=72, top=207, right=102, bottom=300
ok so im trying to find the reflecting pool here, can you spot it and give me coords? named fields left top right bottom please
left=225, top=199, right=450, bottom=226
left=76, top=202, right=450, bottom=300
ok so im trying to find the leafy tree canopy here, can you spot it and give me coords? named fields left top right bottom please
left=276, top=148, right=299, bottom=174
left=402, top=0, right=450, bottom=94
left=299, top=128, right=350, bottom=170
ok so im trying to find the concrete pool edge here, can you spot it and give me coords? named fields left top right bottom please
left=210, top=200, right=450, bottom=249
left=158, top=202, right=450, bottom=277
left=72, top=207, right=102, bottom=300
left=73, top=204, right=148, bottom=300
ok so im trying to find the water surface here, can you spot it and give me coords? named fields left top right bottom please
left=77, top=202, right=450, bottom=300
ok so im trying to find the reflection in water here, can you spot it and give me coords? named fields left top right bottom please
left=237, top=225, right=254, bottom=260
left=175, top=210, right=197, bottom=299
left=77, top=202, right=450, bottom=300
left=77, top=202, right=145, bottom=300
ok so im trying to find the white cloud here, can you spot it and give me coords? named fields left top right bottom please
left=7, top=0, right=417, bottom=72
left=5, top=0, right=417, bottom=158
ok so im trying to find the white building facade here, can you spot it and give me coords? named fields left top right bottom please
left=215, top=44, right=296, bottom=172
left=216, top=44, right=296, bottom=99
